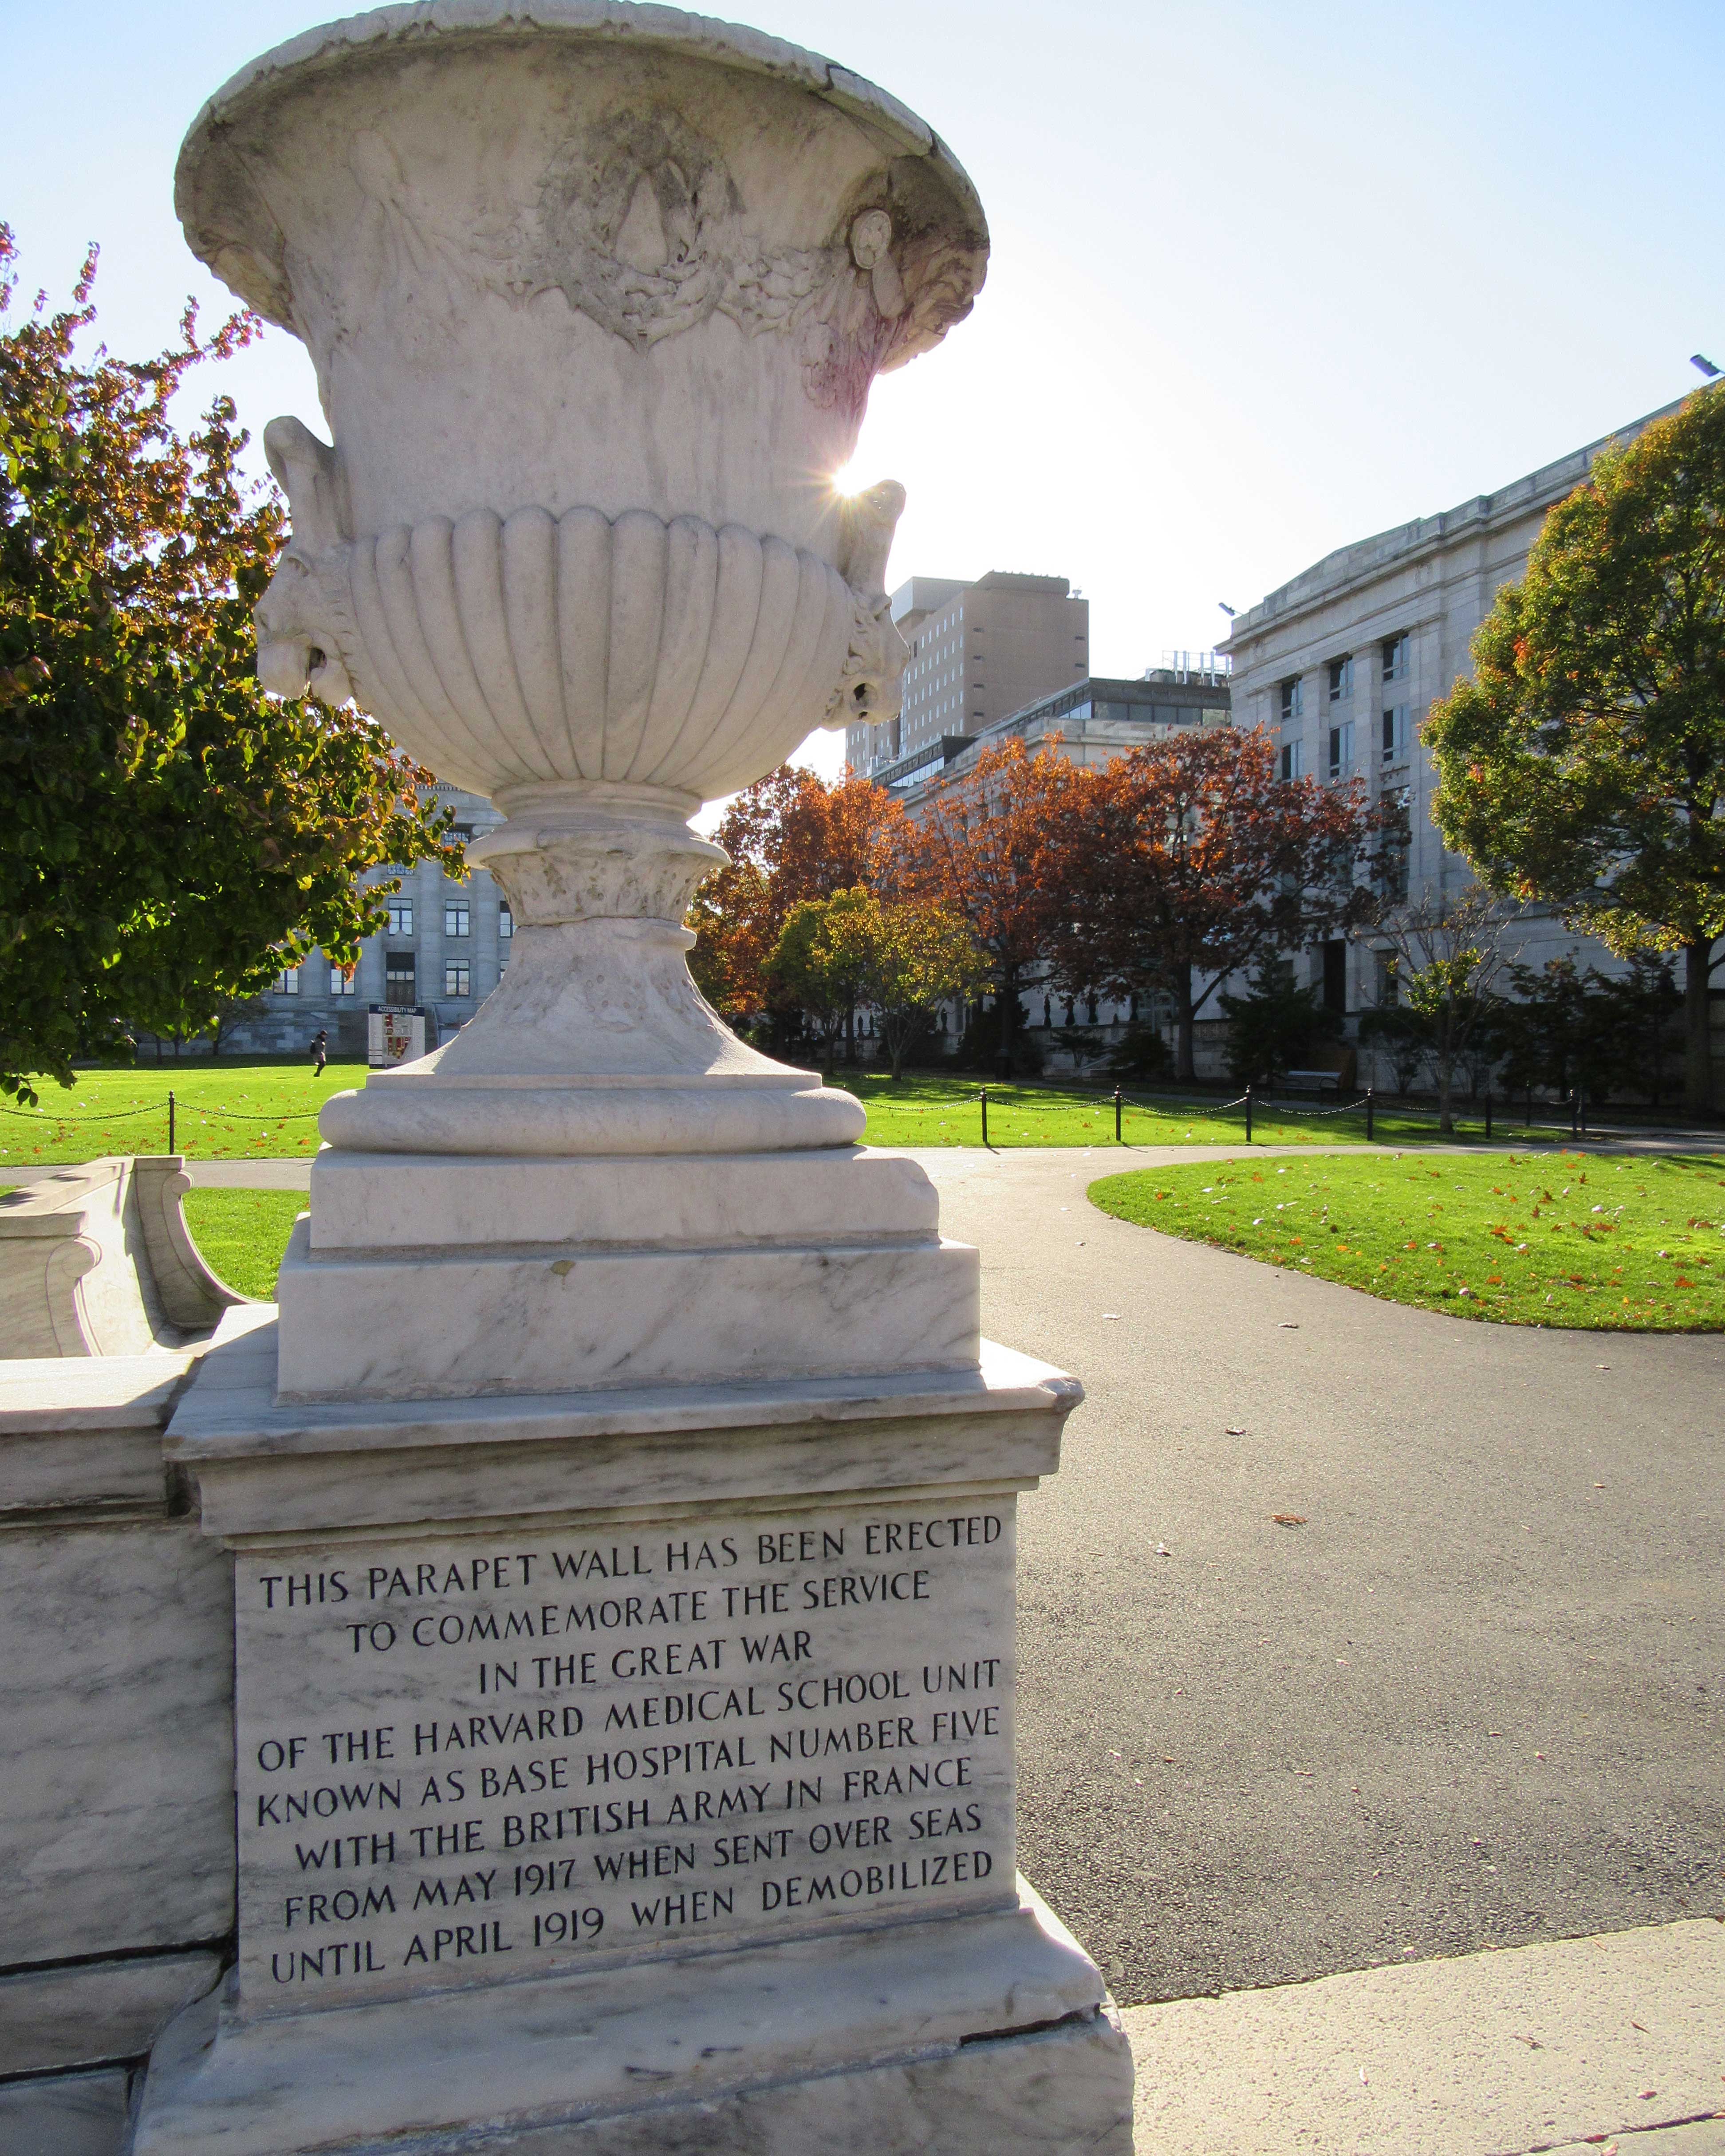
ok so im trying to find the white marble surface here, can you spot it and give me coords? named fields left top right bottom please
left=0, top=1950, right=223, bottom=2075
left=0, top=1518, right=235, bottom=1962
left=1, top=1350, right=195, bottom=1510
left=170, top=1326, right=1080, bottom=1541
left=0, top=1160, right=164, bottom=1357
left=0, top=2066, right=132, bottom=2156
left=307, top=1145, right=937, bottom=1252
left=275, top=1220, right=978, bottom=1401
left=177, top=2, right=984, bottom=790
left=315, top=1072, right=867, bottom=1157
left=230, top=1494, right=1016, bottom=2015
left=0, top=1158, right=239, bottom=1359
left=133, top=1880, right=1130, bottom=2155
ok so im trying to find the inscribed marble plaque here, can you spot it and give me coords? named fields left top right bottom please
left=236, top=1497, right=1016, bottom=2014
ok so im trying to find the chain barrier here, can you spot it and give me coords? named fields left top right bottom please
left=1, top=1098, right=323, bottom=1123
left=0, top=1100, right=166, bottom=1123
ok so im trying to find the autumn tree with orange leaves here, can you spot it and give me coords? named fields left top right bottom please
left=687, top=764, right=908, bottom=1024
left=1055, top=726, right=1384, bottom=1080
left=897, top=736, right=1089, bottom=1075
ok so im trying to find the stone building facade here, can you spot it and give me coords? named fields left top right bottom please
left=1222, top=396, right=1688, bottom=1027
left=220, top=783, right=509, bottom=1058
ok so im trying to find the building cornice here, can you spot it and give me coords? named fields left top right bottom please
left=1224, top=394, right=1688, bottom=655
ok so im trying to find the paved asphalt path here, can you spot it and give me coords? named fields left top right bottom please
left=908, top=1144, right=1725, bottom=2009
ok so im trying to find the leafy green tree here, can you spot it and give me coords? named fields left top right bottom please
left=766, top=887, right=982, bottom=1080
left=0, top=228, right=454, bottom=1102
left=1355, top=1002, right=1430, bottom=1098
left=1099, top=1023, right=1174, bottom=1083
left=1426, top=389, right=1725, bottom=1114
left=1495, top=953, right=1681, bottom=1108
left=765, top=890, right=872, bottom=1074
left=1362, top=885, right=1509, bottom=1131
left=1219, top=957, right=1343, bottom=1089
left=851, top=895, right=983, bottom=1081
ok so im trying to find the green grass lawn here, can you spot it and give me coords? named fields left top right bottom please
left=1088, top=1150, right=1725, bottom=1330
left=831, top=1073, right=1468, bottom=1150
left=182, top=1188, right=307, bottom=1301
left=0, top=1061, right=363, bottom=1167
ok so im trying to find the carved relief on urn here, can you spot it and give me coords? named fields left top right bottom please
left=176, top=5, right=987, bottom=1141
left=177, top=6, right=986, bottom=800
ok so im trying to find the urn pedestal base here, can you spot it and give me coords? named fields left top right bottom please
left=137, top=1313, right=1130, bottom=2155
left=273, top=1143, right=979, bottom=1402
left=132, top=1884, right=1134, bottom=2156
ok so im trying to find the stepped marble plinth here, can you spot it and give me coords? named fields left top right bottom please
left=141, top=4, right=1133, bottom=2148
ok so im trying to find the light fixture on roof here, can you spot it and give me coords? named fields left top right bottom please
left=1217, top=601, right=1236, bottom=618
left=1691, top=354, right=1722, bottom=379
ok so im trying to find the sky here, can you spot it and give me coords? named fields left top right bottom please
left=6, top=0, right=1723, bottom=786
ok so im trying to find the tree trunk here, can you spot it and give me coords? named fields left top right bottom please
left=1175, top=973, right=1197, bottom=1083
left=1683, top=939, right=1714, bottom=1117
left=997, top=966, right=1017, bottom=1079
left=1435, top=1052, right=1454, bottom=1135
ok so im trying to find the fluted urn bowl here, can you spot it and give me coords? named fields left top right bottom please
left=176, top=0, right=987, bottom=802
left=177, top=3, right=986, bottom=1150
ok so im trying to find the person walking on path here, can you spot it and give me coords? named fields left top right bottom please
left=311, top=1029, right=329, bottom=1076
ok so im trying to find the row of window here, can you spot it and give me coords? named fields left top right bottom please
left=1280, top=632, right=1410, bottom=724
left=384, top=901, right=512, bottom=939
left=1279, top=704, right=1411, bottom=781
left=273, top=956, right=489, bottom=1000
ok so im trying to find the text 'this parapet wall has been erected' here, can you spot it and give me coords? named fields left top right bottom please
left=236, top=1499, right=1018, bottom=2012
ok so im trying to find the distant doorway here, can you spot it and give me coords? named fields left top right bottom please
left=1322, top=939, right=1347, bottom=1015
left=385, top=956, right=417, bottom=1009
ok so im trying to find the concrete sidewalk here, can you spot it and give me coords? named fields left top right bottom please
left=1122, top=1917, right=1725, bottom=2155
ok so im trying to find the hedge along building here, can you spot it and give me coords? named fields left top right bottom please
left=1221, top=395, right=1709, bottom=1078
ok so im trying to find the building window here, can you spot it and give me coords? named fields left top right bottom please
left=329, top=965, right=357, bottom=997
left=1382, top=704, right=1410, bottom=762
left=498, top=903, right=513, bottom=940
left=273, top=967, right=300, bottom=995
left=1279, top=676, right=1304, bottom=723
left=1322, top=939, right=1347, bottom=1015
left=1328, top=720, right=1354, bottom=778
left=445, top=902, right=470, bottom=938
left=445, top=960, right=471, bottom=997
left=1327, top=655, right=1354, bottom=703
left=386, top=899, right=413, bottom=937
left=1280, top=738, right=1305, bottom=781
left=1381, top=787, right=1412, bottom=901
left=385, top=955, right=416, bottom=1009
left=1382, top=632, right=1410, bottom=683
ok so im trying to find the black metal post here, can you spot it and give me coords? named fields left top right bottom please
left=1527, top=1086, right=1534, bottom=1131
left=1114, top=1086, right=1122, bottom=1143
left=168, top=1091, right=176, bottom=1155
left=1245, top=1084, right=1253, bottom=1145
left=1571, top=1086, right=1580, bottom=1141
left=980, top=1087, right=989, bottom=1148
left=1365, top=1086, right=1374, bottom=1143
left=1485, top=1090, right=1493, bottom=1141
left=1579, top=1082, right=1587, bottom=1138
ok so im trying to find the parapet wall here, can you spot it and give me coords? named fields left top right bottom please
left=0, top=1336, right=250, bottom=2150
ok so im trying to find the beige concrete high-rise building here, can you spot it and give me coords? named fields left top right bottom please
left=846, top=570, right=1089, bottom=777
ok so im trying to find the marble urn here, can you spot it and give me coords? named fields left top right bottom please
left=175, top=0, right=988, bottom=1154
